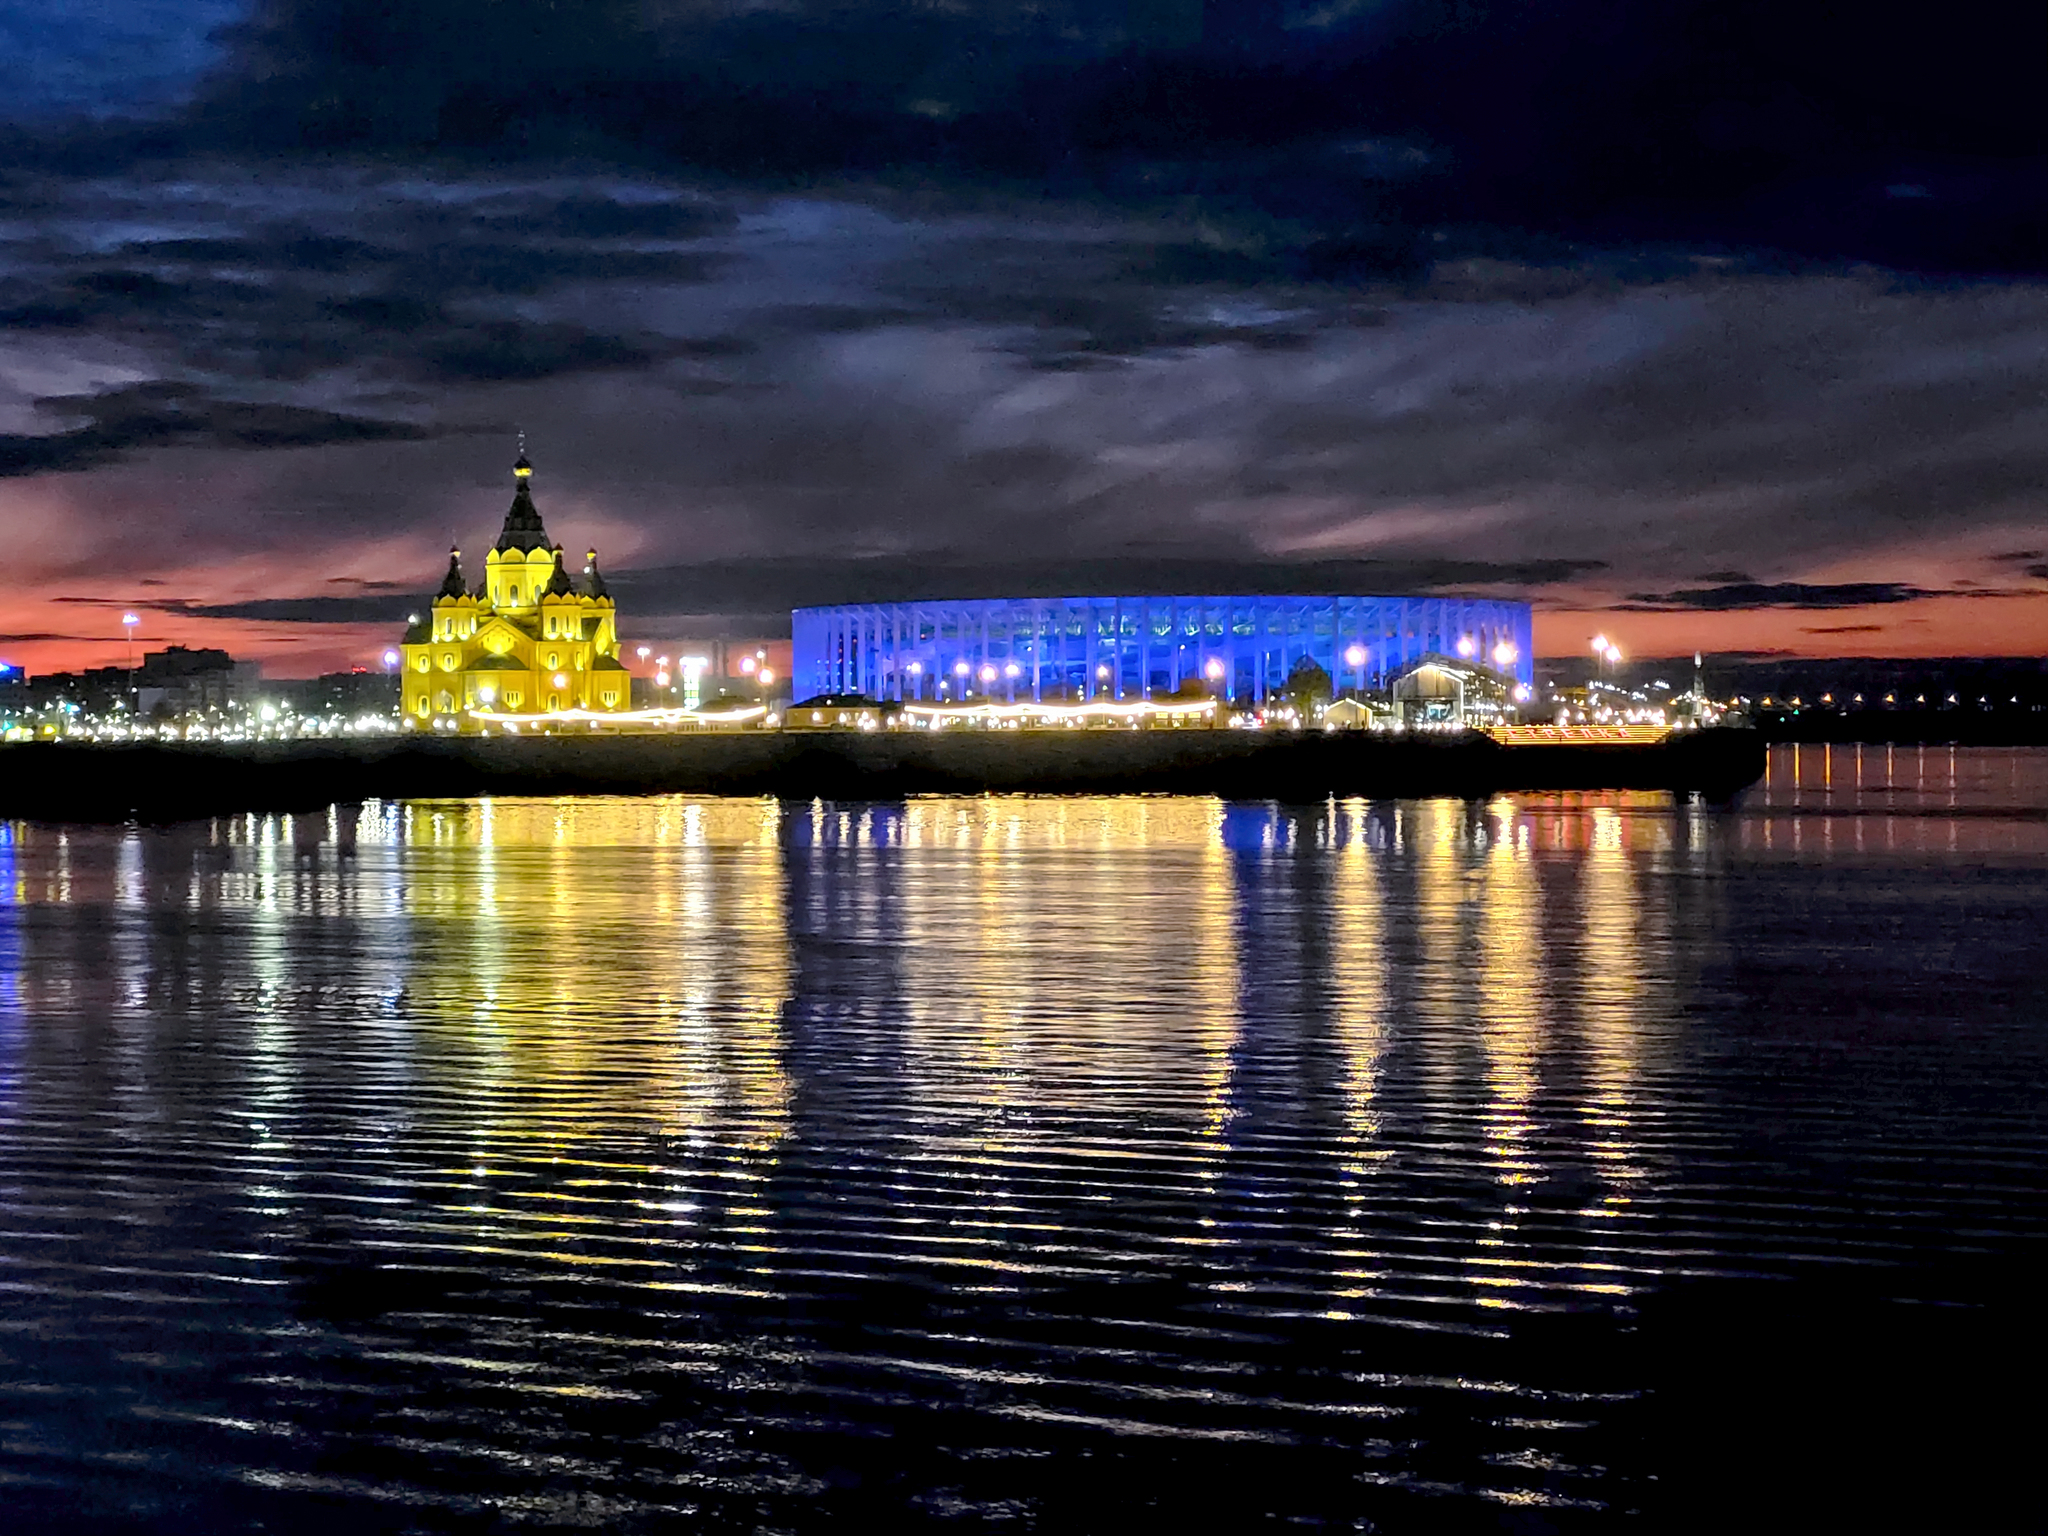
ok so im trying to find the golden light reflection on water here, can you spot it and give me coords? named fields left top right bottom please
left=1408, top=800, right=1470, bottom=1126
left=1328, top=799, right=1388, bottom=1154
left=1577, top=806, right=1647, bottom=1189
left=1478, top=796, right=1544, bottom=1188
left=896, top=797, right=1240, bottom=1166
left=382, top=796, right=795, bottom=1154
left=0, top=792, right=1709, bottom=1261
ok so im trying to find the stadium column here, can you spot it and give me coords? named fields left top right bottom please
left=1225, top=601, right=1239, bottom=707
left=1031, top=602, right=1043, bottom=702
left=1140, top=599, right=1153, bottom=699
left=1091, top=600, right=1100, bottom=700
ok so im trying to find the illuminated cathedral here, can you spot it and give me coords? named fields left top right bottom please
left=400, top=452, right=631, bottom=722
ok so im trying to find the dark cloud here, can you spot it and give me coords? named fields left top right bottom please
left=0, top=383, right=430, bottom=477
left=1622, top=581, right=1941, bottom=612
left=150, top=0, right=2043, bottom=278
left=0, top=4, right=2044, bottom=673
left=153, top=595, right=422, bottom=623
left=1802, top=624, right=1887, bottom=635
left=419, top=323, right=656, bottom=384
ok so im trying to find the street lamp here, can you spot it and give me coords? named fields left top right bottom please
left=120, top=612, right=142, bottom=710
left=1492, top=640, right=1518, bottom=668
left=1455, top=634, right=1475, bottom=659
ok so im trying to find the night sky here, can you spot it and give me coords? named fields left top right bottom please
left=1, top=0, right=2043, bottom=677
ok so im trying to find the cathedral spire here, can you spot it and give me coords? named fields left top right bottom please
left=544, top=543, right=576, bottom=597
left=437, top=544, right=465, bottom=598
left=583, top=547, right=610, bottom=600
left=494, top=446, right=550, bottom=553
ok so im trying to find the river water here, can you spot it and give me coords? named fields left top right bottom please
left=0, top=744, right=2042, bottom=1532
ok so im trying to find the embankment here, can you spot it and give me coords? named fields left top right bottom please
left=0, top=727, right=1765, bottom=822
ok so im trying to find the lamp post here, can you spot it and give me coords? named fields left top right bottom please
left=121, top=612, right=140, bottom=712
left=1344, top=644, right=1366, bottom=697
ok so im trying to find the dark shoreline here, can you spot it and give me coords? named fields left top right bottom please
left=0, top=727, right=1766, bottom=822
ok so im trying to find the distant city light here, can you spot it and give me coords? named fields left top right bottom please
left=1204, top=658, right=1225, bottom=680
left=1492, top=641, right=1518, bottom=667
left=1004, top=662, right=1020, bottom=678
left=381, top=649, right=400, bottom=669
left=1455, top=635, right=1475, bottom=658
left=954, top=660, right=971, bottom=676
left=908, top=661, right=922, bottom=675
left=740, top=656, right=757, bottom=674
left=759, top=668, right=775, bottom=686
left=1343, top=645, right=1366, bottom=668
left=122, top=613, right=140, bottom=628
left=979, top=665, right=997, bottom=683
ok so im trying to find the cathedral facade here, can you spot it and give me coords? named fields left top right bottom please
left=400, top=454, right=632, bottom=723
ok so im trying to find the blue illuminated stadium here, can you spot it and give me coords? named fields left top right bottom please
left=792, top=595, right=1534, bottom=703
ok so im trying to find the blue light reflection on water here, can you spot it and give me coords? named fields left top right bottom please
left=0, top=746, right=2043, bottom=1531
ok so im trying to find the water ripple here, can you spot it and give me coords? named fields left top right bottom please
left=0, top=752, right=2043, bottom=1529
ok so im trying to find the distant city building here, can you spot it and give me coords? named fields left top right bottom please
left=284, top=670, right=402, bottom=717
left=401, top=452, right=631, bottom=722
left=134, top=645, right=261, bottom=716
left=792, top=595, right=1534, bottom=705
left=17, top=646, right=260, bottom=717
